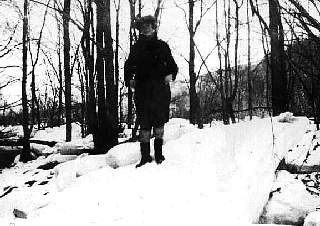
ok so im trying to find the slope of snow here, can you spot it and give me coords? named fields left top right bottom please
left=32, top=123, right=83, bottom=142
left=0, top=116, right=310, bottom=226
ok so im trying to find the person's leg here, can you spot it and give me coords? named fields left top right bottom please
left=153, top=126, right=165, bottom=164
left=136, top=128, right=152, bottom=168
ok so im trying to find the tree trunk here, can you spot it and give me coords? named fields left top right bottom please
left=55, top=0, right=63, bottom=127
left=58, top=54, right=63, bottom=126
left=229, top=0, right=239, bottom=124
left=63, top=0, right=72, bottom=141
left=128, top=0, right=136, bottom=129
left=104, top=0, right=118, bottom=149
left=115, top=0, right=120, bottom=126
left=81, top=0, right=97, bottom=136
left=31, top=70, right=36, bottom=126
left=95, top=0, right=107, bottom=153
left=21, top=0, right=31, bottom=163
left=58, top=41, right=63, bottom=127
left=189, top=0, right=197, bottom=125
left=216, top=0, right=227, bottom=124
left=78, top=62, right=86, bottom=138
left=269, top=0, right=287, bottom=115
left=247, top=0, right=252, bottom=119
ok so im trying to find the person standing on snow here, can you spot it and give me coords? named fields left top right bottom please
left=124, top=15, right=178, bottom=167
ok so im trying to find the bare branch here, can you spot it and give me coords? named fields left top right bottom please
left=30, top=0, right=84, bottom=31
left=249, top=0, right=270, bottom=34
left=175, top=1, right=190, bottom=32
left=0, top=65, right=21, bottom=69
left=0, top=78, right=20, bottom=90
left=288, top=0, right=320, bottom=31
left=194, top=0, right=216, bottom=33
left=0, top=24, right=18, bottom=53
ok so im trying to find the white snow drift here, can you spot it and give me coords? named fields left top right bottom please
left=0, top=115, right=311, bottom=226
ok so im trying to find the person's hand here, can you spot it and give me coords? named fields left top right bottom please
left=164, top=74, right=172, bottom=84
left=129, top=79, right=135, bottom=90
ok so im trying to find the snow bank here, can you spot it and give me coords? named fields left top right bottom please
left=304, top=211, right=320, bottom=226
left=104, top=118, right=195, bottom=168
left=0, top=125, right=23, bottom=138
left=260, top=170, right=320, bottom=224
left=227, top=116, right=310, bottom=223
left=54, top=154, right=111, bottom=191
left=105, top=142, right=140, bottom=168
left=54, top=134, right=94, bottom=155
left=0, top=116, right=310, bottom=226
left=285, top=128, right=320, bottom=173
left=32, top=123, right=82, bottom=142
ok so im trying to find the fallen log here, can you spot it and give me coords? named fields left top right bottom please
left=0, top=139, right=57, bottom=147
left=30, top=139, right=57, bottom=147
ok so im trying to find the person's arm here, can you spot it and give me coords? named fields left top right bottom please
left=163, top=42, right=178, bottom=83
left=124, top=47, right=137, bottom=87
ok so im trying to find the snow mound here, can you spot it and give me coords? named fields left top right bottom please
left=277, top=112, right=294, bottom=123
left=105, top=142, right=140, bottom=168
left=0, top=117, right=311, bottom=226
left=260, top=170, right=320, bottom=224
left=54, top=134, right=94, bottom=155
left=32, top=123, right=82, bottom=142
left=54, top=154, right=111, bottom=191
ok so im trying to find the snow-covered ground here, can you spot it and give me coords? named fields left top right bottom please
left=0, top=114, right=314, bottom=226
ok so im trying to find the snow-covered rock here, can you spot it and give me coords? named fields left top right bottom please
left=304, top=211, right=320, bottom=226
left=45, top=154, right=77, bottom=164
left=54, top=134, right=93, bottom=155
left=105, top=142, right=140, bottom=168
left=30, top=143, right=49, bottom=154
left=260, top=170, right=320, bottom=225
left=284, top=126, right=320, bottom=173
left=41, top=147, right=58, bottom=155
left=54, top=154, right=110, bottom=191
left=277, top=112, right=294, bottom=123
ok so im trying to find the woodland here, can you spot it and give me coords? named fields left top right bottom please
left=0, top=0, right=319, bottom=161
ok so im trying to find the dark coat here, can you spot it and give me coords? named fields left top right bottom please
left=124, top=35, right=178, bottom=129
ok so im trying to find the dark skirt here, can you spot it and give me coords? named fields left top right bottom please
left=134, top=80, right=171, bottom=130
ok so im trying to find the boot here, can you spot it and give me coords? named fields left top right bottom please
left=136, top=142, right=152, bottom=168
left=154, top=138, right=165, bottom=164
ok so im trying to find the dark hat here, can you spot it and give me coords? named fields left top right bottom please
left=134, top=15, right=157, bottom=30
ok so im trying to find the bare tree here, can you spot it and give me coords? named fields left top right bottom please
left=154, top=0, right=164, bottom=32
left=81, top=0, right=97, bottom=137
left=127, top=0, right=138, bottom=130
left=21, top=0, right=31, bottom=162
left=105, top=0, right=118, bottom=149
left=249, top=0, right=288, bottom=116
left=94, top=0, right=118, bottom=153
left=282, top=0, right=320, bottom=129
left=114, top=0, right=121, bottom=128
left=269, top=0, right=287, bottom=115
left=29, top=0, right=51, bottom=129
left=54, top=0, right=64, bottom=127
left=214, top=0, right=241, bottom=124
left=247, top=0, right=252, bottom=119
left=176, top=0, right=214, bottom=127
left=63, top=0, right=72, bottom=141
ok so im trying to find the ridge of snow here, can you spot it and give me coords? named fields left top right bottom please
left=0, top=116, right=310, bottom=226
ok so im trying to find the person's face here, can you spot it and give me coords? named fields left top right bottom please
left=140, top=23, right=154, bottom=37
